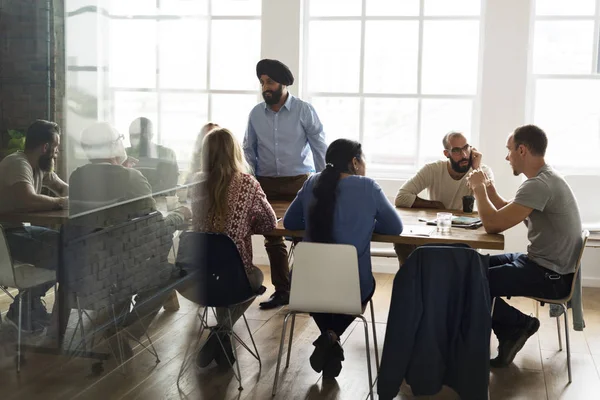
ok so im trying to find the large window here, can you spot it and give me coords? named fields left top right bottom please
left=529, top=0, right=600, bottom=173
left=303, top=0, right=483, bottom=178
left=66, top=0, right=261, bottom=172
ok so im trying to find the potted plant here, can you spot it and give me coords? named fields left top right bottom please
left=2, top=129, right=26, bottom=158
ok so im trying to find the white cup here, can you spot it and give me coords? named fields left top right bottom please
left=166, top=196, right=179, bottom=211
left=436, top=212, right=452, bottom=234
left=176, top=187, right=188, bottom=203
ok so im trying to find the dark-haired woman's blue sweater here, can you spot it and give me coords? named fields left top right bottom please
left=283, top=173, right=403, bottom=301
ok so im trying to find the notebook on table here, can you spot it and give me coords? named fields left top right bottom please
left=420, top=216, right=483, bottom=229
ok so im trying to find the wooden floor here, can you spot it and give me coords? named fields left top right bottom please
left=2, top=267, right=600, bottom=400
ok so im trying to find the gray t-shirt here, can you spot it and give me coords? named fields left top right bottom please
left=513, top=164, right=582, bottom=274
left=0, top=151, right=58, bottom=214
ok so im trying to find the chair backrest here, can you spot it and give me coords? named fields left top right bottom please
left=565, top=175, right=600, bottom=229
left=289, top=242, right=363, bottom=315
left=564, top=230, right=590, bottom=302
left=176, top=231, right=254, bottom=308
left=135, top=161, right=179, bottom=195
left=0, top=225, right=17, bottom=288
left=62, top=211, right=173, bottom=310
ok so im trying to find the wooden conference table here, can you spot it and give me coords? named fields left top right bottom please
left=0, top=200, right=505, bottom=250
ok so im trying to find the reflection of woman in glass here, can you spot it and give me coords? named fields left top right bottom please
left=186, top=122, right=219, bottom=184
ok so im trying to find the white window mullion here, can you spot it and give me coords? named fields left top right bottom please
left=358, top=0, right=367, bottom=145
left=593, top=0, right=600, bottom=73
left=415, top=0, right=425, bottom=168
left=206, top=1, right=213, bottom=121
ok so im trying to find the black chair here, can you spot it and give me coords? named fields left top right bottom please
left=176, top=232, right=263, bottom=391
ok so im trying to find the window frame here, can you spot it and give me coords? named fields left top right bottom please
left=301, top=0, right=486, bottom=179
left=526, top=0, right=600, bottom=175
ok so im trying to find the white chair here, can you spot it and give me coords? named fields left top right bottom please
left=499, top=230, right=589, bottom=384
left=271, top=242, right=379, bottom=399
left=0, top=224, right=56, bottom=372
left=565, top=175, right=600, bottom=231
left=528, top=230, right=590, bottom=384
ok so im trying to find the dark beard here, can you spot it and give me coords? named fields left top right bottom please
left=449, top=154, right=472, bottom=174
left=38, top=153, right=54, bottom=172
left=262, top=85, right=283, bottom=105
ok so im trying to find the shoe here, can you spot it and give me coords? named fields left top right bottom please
left=310, top=332, right=335, bottom=373
left=162, top=291, right=180, bottom=312
left=214, top=332, right=235, bottom=368
left=196, top=330, right=218, bottom=368
left=491, top=317, right=540, bottom=368
left=6, top=298, right=49, bottom=334
left=323, top=340, right=345, bottom=379
left=259, top=291, right=289, bottom=310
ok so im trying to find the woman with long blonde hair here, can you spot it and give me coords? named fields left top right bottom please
left=188, top=127, right=276, bottom=368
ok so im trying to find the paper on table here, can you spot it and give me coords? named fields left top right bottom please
left=403, top=225, right=436, bottom=237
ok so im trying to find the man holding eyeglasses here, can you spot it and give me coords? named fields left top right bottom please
left=393, top=131, right=494, bottom=264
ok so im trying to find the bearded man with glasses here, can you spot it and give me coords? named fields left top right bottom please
left=393, top=131, right=494, bottom=264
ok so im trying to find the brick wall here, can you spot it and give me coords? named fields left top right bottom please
left=0, top=0, right=65, bottom=175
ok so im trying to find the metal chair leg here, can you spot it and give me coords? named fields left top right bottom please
left=272, top=312, right=293, bottom=397
left=369, top=299, right=379, bottom=372
left=556, top=315, right=563, bottom=351
left=17, top=293, right=23, bottom=373
left=27, top=291, right=32, bottom=336
left=357, top=315, right=374, bottom=400
left=227, top=309, right=244, bottom=391
left=285, top=313, right=296, bottom=368
left=563, top=304, right=572, bottom=384
left=242, top=314, right=261, bottom=368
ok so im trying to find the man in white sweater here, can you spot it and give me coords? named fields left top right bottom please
left=394, top=131, right=494, bottom=263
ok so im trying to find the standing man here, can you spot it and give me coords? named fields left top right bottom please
left=244, top=59, right=327, bottom=309
left=0, top=120, right=68, bottom=331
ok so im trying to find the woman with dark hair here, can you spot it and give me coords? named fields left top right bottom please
left=283, top=138, right=403, bottom=378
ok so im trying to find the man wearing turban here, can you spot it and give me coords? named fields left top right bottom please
left=243, top=58, right=327, bottom=309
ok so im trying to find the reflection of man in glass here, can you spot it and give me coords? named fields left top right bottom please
left=243, top=59, right=327, bottom=310
left=393, top=131, right=494, bottom=263
left=126, top=117, right=177, bottom=165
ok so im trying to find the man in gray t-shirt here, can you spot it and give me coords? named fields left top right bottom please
left=0, top=120, right=68, bottom=332
left=467, top=125, right=582, bottom=369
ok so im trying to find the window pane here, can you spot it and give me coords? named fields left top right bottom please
left=307, top=21, right=361, bottom=93
left=109, top=0, right=157, bottom=15
left=160, top=0, right=208, bottom=15
left=67, top=71, right=100, bottom=121
left=109, top=20, right=157, bottom=88
left=533, top=79, right=600, bottom=169
left=112, top=91, right=158, bottom=148
left=159, top=20, right=207, bottom=89
left=364, top=21, right=419, bottom=94
left=424, top=0, right=481, bottom=16
left=310, top=97, right=360, bottom=143
left=363, top=98, right=418, bottom=166
left=211, top=0, right=261, bottom=16
left=161, top=93, right=209, bottom=168
left=533, top=21, right=595, bottom=74
left=421, top=21, right=480, bottom=95
left=309, top=0, right=362, bottom=17
left=66, top=13, right=98, bottom=67
left=366, top=0, right=419, bottom=16
left=535, top=0, right=596, bottom=16
left=210, top=20, right=261, bottom=90
left=420, top=99, right=473, bottom=162
left=210, top=94, right=259, bottom=143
